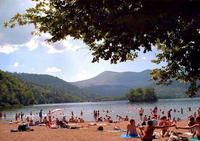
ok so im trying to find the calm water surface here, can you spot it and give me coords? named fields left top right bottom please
left=2, top=98, right=200, bottom=121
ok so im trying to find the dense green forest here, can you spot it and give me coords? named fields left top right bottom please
left=0, top=71, right=100, bottom=110
left=0, top=70, right=36, bottom=109
left=125, top=88, right=158, bottom=103
left=11, top=72, right=100, bottom=101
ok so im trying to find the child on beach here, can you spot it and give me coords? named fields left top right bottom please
left=126, top=119, right=138, bottom=137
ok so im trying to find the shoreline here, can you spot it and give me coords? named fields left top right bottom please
left=1, top=97, right=200, bottom=111
left=0, top=120, right=194, bottom=141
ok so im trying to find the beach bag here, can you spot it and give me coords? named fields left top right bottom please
left=97, top=126, right=103, bottom=131
left=179, top=137, right=189, bottom=141
left=18, top=125, right=27, bottom=131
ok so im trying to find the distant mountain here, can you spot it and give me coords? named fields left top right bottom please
left=11, top=73, right=100, bottom=101
left=72, top=70, right=194, bottom=98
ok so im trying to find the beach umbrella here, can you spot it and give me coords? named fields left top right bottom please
left=50, top=109, right=64, bottom=116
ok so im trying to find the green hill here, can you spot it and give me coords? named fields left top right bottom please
left=72, top=70, right=197, bottom=98
left=11, top=72, right=100, bottom=100
left=0, top=70, right=36, bottom=109
left=0, top=70, right=100, bottom=109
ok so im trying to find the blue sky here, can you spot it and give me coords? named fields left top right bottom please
left=0, top=0, right=163, bottom=82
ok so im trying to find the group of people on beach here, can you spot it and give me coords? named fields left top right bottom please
left=126, top=106, right=200, bottom=141
left=10, top=106, right=200, bottom=140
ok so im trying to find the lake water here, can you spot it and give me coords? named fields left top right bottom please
left=1, top=98, right=200, bottom=121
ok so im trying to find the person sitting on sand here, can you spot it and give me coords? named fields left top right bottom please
left=188, top=116, right=195, bottom=133
left=124, top=115, right=129, bottom=121
left=159, top=116, right=172, bottom=137
left=139, top=120, right=175, bottom=141
left=198, top=108, right=200, bottom=116
left=69, top=116, right=74, bottom=122
left=26, top=117, right=30, bottom=123
left=79, top=118, right=84, bottom=123
left=176, top=116, right=200, bottom=140
left=43, top=117, right=48, bottom=124
left=143, top=115, right=148, bottom=122
left=56, top=118, right=60, bottom=127
left=62, top=116, right=68, bottom=124
left=127, top=119, right=138, bottom=137
left=29, top=119, right=34, bottom=126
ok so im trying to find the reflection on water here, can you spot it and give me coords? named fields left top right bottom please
left=2, top=98, right=200, bottom=121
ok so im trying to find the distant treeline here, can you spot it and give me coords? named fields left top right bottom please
left=125, top=88, right=158, bottom=103
left=96, top=88, right=158, bottom=103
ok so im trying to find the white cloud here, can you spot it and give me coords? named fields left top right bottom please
left=0, top=33, right=3, bottom=38
left=41, top=41, right=65, bottom=54
left=0, top=44, right=20, bottom=54
left=0, top=33, right=83, bottom=54
left=13, top=62, right=19, bottom=67
left=141, top=56, right=146, bottom=60
left=46, top=67, right=61, bottom=73
left=25, top=37, right=39, bottom=51
left=74, top=69, right=94, bottom=81
left=39, top=34, right=81, bottom=54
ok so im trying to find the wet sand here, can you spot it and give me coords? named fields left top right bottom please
left=0, top=120, right=192, bottom=141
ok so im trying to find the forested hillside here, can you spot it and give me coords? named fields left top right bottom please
left=0, top=71, right=100, bottom=109
left=0, top=70, right=36, bottom=109
left=72, top=70, right=198, bottom=98
left=12, top=73, right=99, bottom=100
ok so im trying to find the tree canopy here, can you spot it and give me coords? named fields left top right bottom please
left=125, top=88, right=158, bottom=102
left=5, top=0, right=200, bottom=97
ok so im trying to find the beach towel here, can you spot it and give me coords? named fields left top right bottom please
left=184, top=132, right=193, bottom=136
left=107, top=130, right=126, bottom=132
left=121, top=134, right=140, bottom=138
left=10, top=129, right=18, bottom=132
left=190, top=138, right=200, bottom=141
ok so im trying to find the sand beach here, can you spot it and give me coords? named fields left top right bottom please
left=0, top=120, right=194, bottom=141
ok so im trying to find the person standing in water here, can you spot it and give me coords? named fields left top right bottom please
left=139, top=108, right=144, bottom=121
left=39, top=109, right=43, bottom=123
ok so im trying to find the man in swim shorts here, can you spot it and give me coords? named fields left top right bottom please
left=139, top=120, right=175, bottom=141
